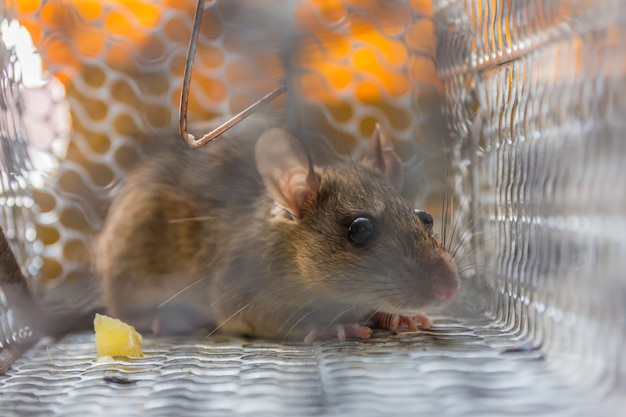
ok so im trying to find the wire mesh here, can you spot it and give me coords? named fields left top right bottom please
left=434, top=0, right=626, bottom=402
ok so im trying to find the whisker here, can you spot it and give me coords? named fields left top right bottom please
left=158, top=276, right=210, bottom=308
left=441, top=161, right=448, bottom=245
left=449, top=199, right=487, bottom=239
left=206, top=303, right=254, bottom=338
left=202, top=271, right=313, bottom=338
left=282, top=291, right=369, bottom=341
left=277, top=292, right=318, bottom=334
left=363, top=309, right=380, bottom=324
left=447, top=187, right=470, bottom=252
left=450, top=231, right=494, bottom=260
left=452, top=252, right=482, bottom=271
left=281, top=309, right=316, bottom=343
left=457, top=264, right=493, bottom=274
left=452, top=249, right=480, bottom=266
left=168, top=216, right=211, bottom=224
left=444, top=162, right=465, bottom=249
left=451, top=234, right=500, bottom=264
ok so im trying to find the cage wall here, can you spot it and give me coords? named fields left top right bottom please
left=434, top=0, right=626, bottom=394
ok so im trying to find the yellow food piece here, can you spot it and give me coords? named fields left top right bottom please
left=93, top=313, right=144, bottom=358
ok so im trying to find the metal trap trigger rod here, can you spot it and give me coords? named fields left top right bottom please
left=179, top=0, right=286, bottom=149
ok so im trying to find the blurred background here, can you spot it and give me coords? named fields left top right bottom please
left=0, top=0, right=623, bottom=416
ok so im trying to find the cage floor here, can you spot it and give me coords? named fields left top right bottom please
left=0, top=316, right=617, bottom=417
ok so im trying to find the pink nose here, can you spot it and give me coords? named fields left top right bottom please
left=433, top=282, right=458, bottom=301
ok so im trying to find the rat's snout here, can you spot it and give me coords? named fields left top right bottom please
left=430, top=260, right=460, bottom=301
left=433, top=281, right=458, bottom=301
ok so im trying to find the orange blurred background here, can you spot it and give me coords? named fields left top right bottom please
left=7, top=0, right=442, bottom=291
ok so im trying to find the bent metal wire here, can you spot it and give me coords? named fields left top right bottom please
left=178, top=0, right=286, bottom=149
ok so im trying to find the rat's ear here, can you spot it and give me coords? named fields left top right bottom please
left=255, top=128, right=320, bottom=218
left=361, top=124, right=404, bottom=193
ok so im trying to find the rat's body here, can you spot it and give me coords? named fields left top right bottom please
left=95, top=125, right=459, bottom=341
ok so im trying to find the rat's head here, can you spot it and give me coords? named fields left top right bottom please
left=255, top=126, right=459, bottom=315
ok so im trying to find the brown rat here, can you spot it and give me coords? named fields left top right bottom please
left=95, top=123, right=459, bottom=342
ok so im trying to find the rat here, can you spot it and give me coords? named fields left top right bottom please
left=94, top=122, right=459, bottom=343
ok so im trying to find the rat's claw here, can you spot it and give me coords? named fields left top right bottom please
left=389, top=315, right=401, bottom=331
left=413, top=313, right=432, bottom=329
left=370, top=312, right=432, bottom=333
left=336, top=324, right=346, bottom=341
left=303, top=328, right=322, bottom=345
left=341, top=324, right=373, bottom=340
left=404, top=316, right=418, bottom=332
left=303, top=324, right=373, bottom=344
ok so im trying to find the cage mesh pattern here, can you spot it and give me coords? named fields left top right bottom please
left=434, top=0, right=625, bottom=390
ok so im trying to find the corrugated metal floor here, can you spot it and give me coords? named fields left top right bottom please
left=0, top=316, right=617, bottom=417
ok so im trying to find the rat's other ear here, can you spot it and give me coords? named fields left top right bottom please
left=255, top=128, right=320, bottom=218
left=361, top=124, right=404, bottom=193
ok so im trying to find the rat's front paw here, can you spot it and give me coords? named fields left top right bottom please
left=303, top=323, right=373, bottom=345
left=369, top=312, right=432, bottom=332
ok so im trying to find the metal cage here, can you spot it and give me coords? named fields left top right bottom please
left=0, top=1, right=623, bottom=416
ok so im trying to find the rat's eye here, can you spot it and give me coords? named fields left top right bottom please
left=348, top=216, right=377, bottom=247
left=414, top=209, right=433, bottom=231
